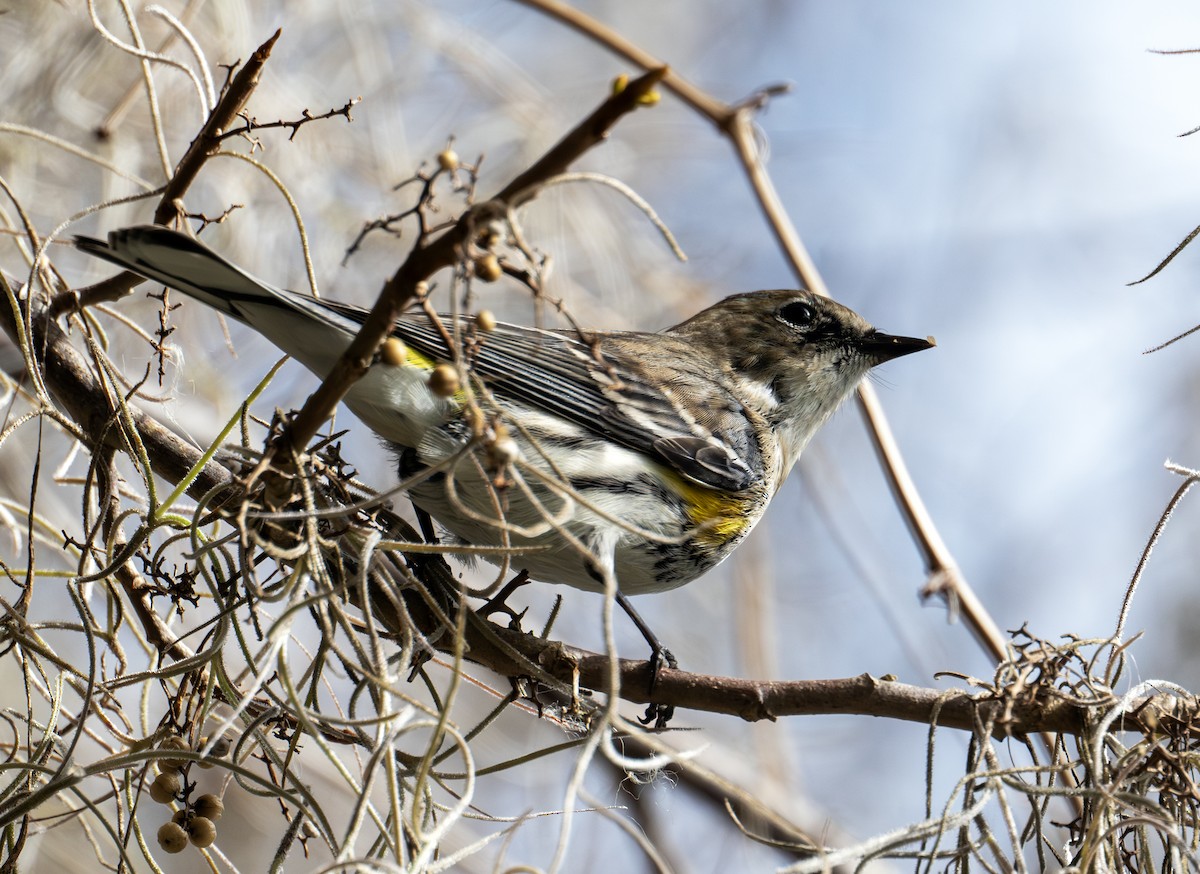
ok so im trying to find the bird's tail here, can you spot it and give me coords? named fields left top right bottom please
left=74, top=226, right=284, bottom=321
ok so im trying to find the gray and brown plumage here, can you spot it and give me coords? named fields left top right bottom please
left=75, top=225, right=933, bottom=596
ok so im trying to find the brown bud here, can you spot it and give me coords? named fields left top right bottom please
left=195, top=735, right=224, bottom=769
left=193, top=794, right=224, bottom=822
left=158, top=735, right=190, bottom=770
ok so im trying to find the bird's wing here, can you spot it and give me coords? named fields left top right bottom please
left=323, top=303, right=762, bottom=493
left=74, top=226, right=761, bottom=492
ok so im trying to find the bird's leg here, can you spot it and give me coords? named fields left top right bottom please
left=414, top=504, right=438, bottom=544
left=475, top=570, right=531, bottom=629
left=615, top=591, right=677, bottom=729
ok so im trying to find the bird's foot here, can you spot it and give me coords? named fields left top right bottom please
left=636, top=644, right=677, bottom=729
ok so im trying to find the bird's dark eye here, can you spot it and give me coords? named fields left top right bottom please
left=778, top=301, right=817, bottom=329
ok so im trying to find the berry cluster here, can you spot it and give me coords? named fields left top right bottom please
left=148, top=734, right=229, bottom=855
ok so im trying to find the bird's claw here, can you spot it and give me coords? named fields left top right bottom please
left=636, top=645, right=677, bottom=728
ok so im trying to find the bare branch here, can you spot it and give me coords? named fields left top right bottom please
left=51, top=29, right=281, bottom=318
left=275, top=66, right=667, bottom=455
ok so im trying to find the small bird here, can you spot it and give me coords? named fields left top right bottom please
left=76, top=226, right=932, bottom=686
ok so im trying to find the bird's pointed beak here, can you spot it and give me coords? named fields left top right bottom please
left=860, top=331, right=936, bottom=363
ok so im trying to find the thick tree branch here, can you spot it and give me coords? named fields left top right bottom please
left=0, top=290, right=231, bottom=498
left=444, top=618, right=1120, bottom=737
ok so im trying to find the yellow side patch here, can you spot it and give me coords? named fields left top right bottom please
left=402, top=345, right=437, bottom=370
left=661, top=471, right=755, bottom=547
left=385, top=342, right=469, bottom=405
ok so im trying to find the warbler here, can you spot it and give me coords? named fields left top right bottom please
left=75, top=226, right=932, bottom=603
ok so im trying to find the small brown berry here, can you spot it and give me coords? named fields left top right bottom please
left=187, top=815, right=217, bottom=848
left=475, top=310, right=497, bottom=333
left=437, top=148, right=459, bottom=171
left=474, top=253, right=501, bottom=282
left=172, top=809, right=189, bottom=825
left=157, top=821, right=188, bottom=854
left=476, top=226, right=500, bottom=249
left=149, top=771, right=181, bottom=804
left=158, top=735, right=190, bottom=770
left=196, top=746, right=227, bottom=768
left=193, top=794, right=224, bottom=822
left=428, top=364, right=460, bottom=398
left=380, top=337, right=408, bottom=366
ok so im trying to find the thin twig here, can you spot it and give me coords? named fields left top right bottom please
left=51, top=29, right=281, bottom=318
